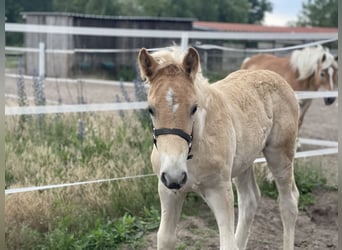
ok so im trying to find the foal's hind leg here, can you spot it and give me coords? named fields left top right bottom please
left=234, top=167, right=261, bottom=250
left=263, top=146, right=299, bottom=250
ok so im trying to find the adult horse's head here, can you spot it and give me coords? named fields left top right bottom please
left=138, top=47, right=200, bottom=190
left=291, top=45, right=337, bottom=105
left=319, top=50, right=338, bottom=105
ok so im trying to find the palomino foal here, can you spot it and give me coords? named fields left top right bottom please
left=138, top=47, right=299, bottom=250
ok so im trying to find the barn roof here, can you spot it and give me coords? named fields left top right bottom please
left=193, top=21, right=338, bottom=33
left=21, top=12, right=338, bottom=34
left=22, top=12, right=196, bottom=23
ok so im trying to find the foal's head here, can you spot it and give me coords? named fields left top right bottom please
left=138, top=47, right=200, bottom=190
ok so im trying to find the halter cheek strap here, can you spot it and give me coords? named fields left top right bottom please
left=153, top=127, right=193, bottom=160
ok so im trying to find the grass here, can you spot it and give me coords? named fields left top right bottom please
left=5, top=110, right=161, bottom=249
left=256, top=160, right=328, bottom=210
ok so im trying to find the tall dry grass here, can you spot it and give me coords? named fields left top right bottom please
left=5, top=111, right=159, bottom=249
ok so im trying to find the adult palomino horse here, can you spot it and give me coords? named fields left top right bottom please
left=241, top=45, right=338, bottom=128
left=138, top=47, right=299, bottom=250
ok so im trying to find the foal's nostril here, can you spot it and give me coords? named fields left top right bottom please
left=160, top=171, right=188, bottom=190
left=180, top=172, right=187, bottom=185
left=324, top=97, right=336, bottom=105
left=161, top=172, right=168, bottom=187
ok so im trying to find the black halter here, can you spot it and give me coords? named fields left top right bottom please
left=153, top=127, right=193, bottom=160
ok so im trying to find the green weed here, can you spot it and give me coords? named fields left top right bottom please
left=257, top=161, right=328, bottom=210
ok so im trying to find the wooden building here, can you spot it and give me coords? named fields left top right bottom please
left=23, top=12, right=194, bottom=78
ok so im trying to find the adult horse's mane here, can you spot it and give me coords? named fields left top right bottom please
left=142, top=46, right=209, bottom=86
left=290, top=45, right=336, bottom=80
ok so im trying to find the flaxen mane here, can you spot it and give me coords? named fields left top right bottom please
left=290, top=45, right=325, bottom=80
left=145, top=46, right=209, bottom=85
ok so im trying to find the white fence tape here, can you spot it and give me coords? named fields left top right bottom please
left=298, top=138, right=338, bottom=147
left=5, top=46, right=164, bottom=54
left=195, top=37, right=338, bottom=53
left=295, top=91, right=338, bottom=99
left=5, top=37, right=338, bottom=55
left=5, top=102, right=148, bottom=115
left=5, top=91, right=337, bottom=116
left=253, top=147, right=338, bottom=164
left=5, top=174, right=156, bottom=195
left=5, top=145, right=337, bottom=195
left=5, top=73, right=135, bottom=87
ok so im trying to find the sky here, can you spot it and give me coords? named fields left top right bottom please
left=263, top=0, right=306, bottom=26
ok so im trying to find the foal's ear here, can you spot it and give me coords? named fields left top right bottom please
left=138, top=48, right=158, bottom=82
left=182, top=47, right=200, bottom=81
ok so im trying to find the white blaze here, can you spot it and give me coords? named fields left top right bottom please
left=166, top=87, right=179, bottom=112
left=327, top=67, right=334, bottom=90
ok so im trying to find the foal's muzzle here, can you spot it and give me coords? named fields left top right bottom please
left=152, top=127, right=193, bottom=190
left=324, top=97, right=336, bottom=105
left=161, top=171, right=187, bottom=190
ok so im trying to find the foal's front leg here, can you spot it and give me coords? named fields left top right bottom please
left=157, top=181, right=186, bottom=250
left=202, top=181, right=238, bottom=250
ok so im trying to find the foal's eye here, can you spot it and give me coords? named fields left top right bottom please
left=191, top=104, right=198, bottom=115
left=320, top=72, right=325, bottom=77
left=147, top=106, right=155, bottom=116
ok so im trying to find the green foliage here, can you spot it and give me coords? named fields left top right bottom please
left=39, top=218, right=78, bottom=250
left=5, top=0, right=53, bottom=45
left=205, top=71, right=229, bottom=83
left=297, top=0, right=338, bottom=27
left=6, top=0, right=274, bottom=27
left=258, top=162, right=328, bottom=210
left=80, top=214, right=137, bottom=248
left=117, top=65, right=136, bottom=82
left=248, top=0, right=273, bottom=24
left=31, top=211, right=160, bottom=250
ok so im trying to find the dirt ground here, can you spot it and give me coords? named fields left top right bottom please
left=5, top=75, right=338, bottom=249
left=142, top=188, right=337, bottom=250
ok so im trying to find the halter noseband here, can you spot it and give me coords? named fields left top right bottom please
left=153, top=127, right=193, bottom=160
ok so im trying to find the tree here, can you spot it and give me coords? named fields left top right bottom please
left=248, top=0, right=273, bottom=24
left=6, top=0, right=53, bottom=22
left=5, top=0, right=53, bottom=45
left=297, top=0, right=337, bottom=27
left=6, top=0, right=273, bottom=24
